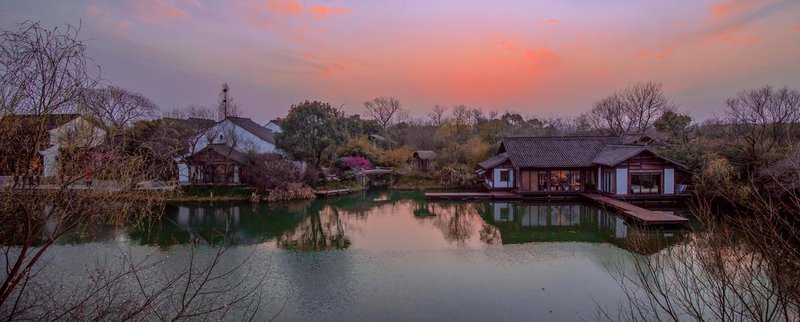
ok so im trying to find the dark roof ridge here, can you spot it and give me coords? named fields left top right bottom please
left=503, top=135, right=622, bottom=139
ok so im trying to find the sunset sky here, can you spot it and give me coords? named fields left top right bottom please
left=1, top=0, right=799, bottom=123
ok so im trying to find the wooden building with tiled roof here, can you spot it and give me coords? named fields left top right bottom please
left=476, top=136, right=690, bottom=197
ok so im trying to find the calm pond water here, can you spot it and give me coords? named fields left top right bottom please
left=49, top=191, right=685, bottom=321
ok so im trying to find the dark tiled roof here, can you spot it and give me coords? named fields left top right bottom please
left=413, top=150, right=437, bottom=160
left=592, top=145, right=647, bottom=166
left=477, top=152, right=509, bottom=169
left=161, top=117, right=216, bottom=131
left=227, top=117, right=275, bottom=144
left=206, top=144, right=248, bottom=163
left=500, top=136, right=624, bottom=168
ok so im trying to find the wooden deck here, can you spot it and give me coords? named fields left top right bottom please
left=424, top=191, right=522, bottom=200
left=314, top=188, right=352, bottom=197
left=580, top=193, right=688, bottom=226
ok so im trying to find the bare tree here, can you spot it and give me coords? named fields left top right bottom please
left=582, top=81, right=674, bottom=136
left=428, top=104, right=448, bottom=127
left=622, top=81, right=675, bottom=134
left=599, top=151, right=800, bottom=321
left=451, top=104, right=470, bottom=127
left=0, top=21, right=99, bottom=116
left=723, top=85, right=800, bottom=168
left=82, top=85, right=158, bottom=131
left=363, top=96, right=402, bottom=133
left=582, top=93, right=630, bottom=135
left=0, top=22, right=267, bottom=320
left=216, top=82, right=240, bottom=120
left=467, top=107, right=485, bottom=126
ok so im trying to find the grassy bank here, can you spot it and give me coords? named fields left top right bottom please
left=391, top=172, right=447, bottom=190
left=165, top=186, right=255, bottom=202
left=313, top=179, right=365, bottom=191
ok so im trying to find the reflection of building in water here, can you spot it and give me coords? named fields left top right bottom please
left=483, top=202, right=672, bottom=251
left=492, top=203, right=622, bottom=234
left=176, top=206, right=240, bottom=228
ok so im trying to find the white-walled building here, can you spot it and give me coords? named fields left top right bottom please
left=177, top=117, right=278, bottom=185
left=0, top=114, right=105, bottom=178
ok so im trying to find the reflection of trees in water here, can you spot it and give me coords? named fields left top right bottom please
left=479, top=224, right=502, bottom=245
left=422, top=203, right=487, bottom=245
left=277, top=206, right=352, bottom=251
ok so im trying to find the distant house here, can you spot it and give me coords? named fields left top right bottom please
left=176, top=117, right=277, bottom=185
left=476, top=136, right=690, bottom=197
left=264, top=119, right=283, bottom=133
left=412, top=150, right=437, bottom=172
left=0, top=114, right=105, bottom=178
left=368, top=134, right=395, bottom=149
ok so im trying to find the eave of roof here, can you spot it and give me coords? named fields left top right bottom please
left=477, top=152, right=509, bottom=170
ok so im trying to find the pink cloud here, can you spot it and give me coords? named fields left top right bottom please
left=708, top=0, right=758, bottom=22
left=135, top=0, right=189, bottom=24
left=541, top=19, right=560, bottom=23
left=318, top=62, right=347, bottom=77
left=261, top=0, right=348, bottom=19
left=239, top=0, right=348, bottom=43
left=637, top=47, right=674, bottom=59
left=703, top=25, right=761, bottom=46
left=87, top=4, right=103, bottom=17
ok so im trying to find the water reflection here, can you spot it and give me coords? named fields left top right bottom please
left=60, top=191, right=682, bottom=253
left=481, top=202, right=682, bottom=253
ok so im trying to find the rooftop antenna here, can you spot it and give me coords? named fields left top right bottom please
left=222, top=83, right=229, bottom=118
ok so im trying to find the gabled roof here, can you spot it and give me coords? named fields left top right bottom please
left=265, top=119, right=283, bottom=127
left=500, top=136, right=624, bottom=168
left=202, top=144, right=248, bottom=163
left=162, top=117, right=216, bottom=131
left=226, top=117, right=275, bottom=144
left=477, top=152, right=509, bottom=170
left=593, top=145, right=689, bottom=170
left=592, top=145, right=647, bottom=167
left=413, top=150, right=437, bottom=160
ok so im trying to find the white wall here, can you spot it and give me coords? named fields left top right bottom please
left=615, top=168, right=628, bottom=195
left=265, top=122, right=283, bottom=133
left=664, top=168, right=675, bottom=194
left=49, top=117, right=106, bottom=148
left=177, top=162, right=190, bottom=184
left=492, top=168, right=514, bottom=189
left=40, top=117, right=106, bottom=177
left=192, top=119, right=276, bottom=154
left=40, top=146, right=58, bottom=177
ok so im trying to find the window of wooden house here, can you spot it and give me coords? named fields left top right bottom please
left=500, top=170, right=510, bottom=182
left=631, top=172, right=661, bottom=194
left=537, top=171, right=548, bottom=191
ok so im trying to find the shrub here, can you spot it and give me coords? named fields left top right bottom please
left=267, top=182, right=316, bottom=202
left=338, top=156, right=372, bottom=171
left=243, top=153, right=306, bottom=189
left=336, top=136, right=381, bottom=163
left=439, top=164, right=478, bottom=188
left=378, top=146, right=413, bottom=168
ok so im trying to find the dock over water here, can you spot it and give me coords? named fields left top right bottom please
left=579, top=193, right=688, bottom=225
left=314, top=188, right=352, bottom=197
